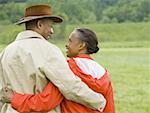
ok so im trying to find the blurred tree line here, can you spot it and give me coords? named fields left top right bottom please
left=0, top=0, right=149, bottom=24
left=0, top=0, right=149, bottom=42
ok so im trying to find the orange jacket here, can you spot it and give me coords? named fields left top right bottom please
left=11, top=54, right=115, bottom=113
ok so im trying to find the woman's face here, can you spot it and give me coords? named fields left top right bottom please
left=65, top=31, right=83, bottom=58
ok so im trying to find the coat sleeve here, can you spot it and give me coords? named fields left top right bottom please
left=40, top=46, right=106, bottom=111
left=11, top=82, right=64, bottom=113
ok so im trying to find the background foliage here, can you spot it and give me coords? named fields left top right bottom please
left=0, top=0, right=149, bottom=24
left=0, top=0, right=149, bottom=40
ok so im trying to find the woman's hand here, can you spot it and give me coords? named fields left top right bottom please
left=0, top=86, right=14, bottom=103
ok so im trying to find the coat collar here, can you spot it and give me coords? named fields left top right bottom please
left=15, top=30, right=46, bottom=41
left=73, top=54, right=93, bottom=60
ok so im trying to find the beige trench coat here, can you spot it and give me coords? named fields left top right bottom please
left=0, top=30, right=106, bottom=113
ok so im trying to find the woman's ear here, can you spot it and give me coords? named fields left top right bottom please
left=79, top=42, right=86, bottom=50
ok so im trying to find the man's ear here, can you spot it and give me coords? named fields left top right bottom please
left=37, top=20, right=42, bottom=29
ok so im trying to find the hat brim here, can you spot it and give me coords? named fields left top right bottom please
left=15, top=15, right=63, bottom=25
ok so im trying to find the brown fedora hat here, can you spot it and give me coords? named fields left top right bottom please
left=15, top=4, right=63, bottom=25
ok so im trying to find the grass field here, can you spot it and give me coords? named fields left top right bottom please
left=93, top=48, right=149, bottom=113
left=0, top=22, right=149, bottom=113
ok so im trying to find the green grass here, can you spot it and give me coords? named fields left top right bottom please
left=94, top=48, right=150, bottom=113
left=100, top=41, right=149, bottom=48
left=0, top=23, right=23, bottom=44
left=0, top=44, right=6, bottom=51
